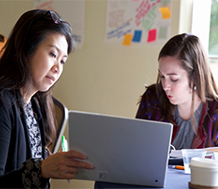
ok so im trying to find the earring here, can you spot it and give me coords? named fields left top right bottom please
left=194, top=86, right=197, bottom=90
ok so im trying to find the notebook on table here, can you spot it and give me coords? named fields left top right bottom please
left=68, top=110, right=173, bottom=188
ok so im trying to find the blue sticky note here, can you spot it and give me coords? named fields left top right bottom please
left=132, top=30, right=142, bottom=42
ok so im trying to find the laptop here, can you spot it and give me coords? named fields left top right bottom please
left=68, top=110, right=173, bottom=187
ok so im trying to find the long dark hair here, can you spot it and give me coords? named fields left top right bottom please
left=156, top=33, right=218, bottom=130
left=0, top=9, right=76, bottom=145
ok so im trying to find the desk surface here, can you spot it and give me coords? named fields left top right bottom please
left=95, top=168, right=191, bottom=189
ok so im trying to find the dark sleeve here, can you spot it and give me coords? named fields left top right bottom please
left=0, top=96, right=11, bottom=174
left=0, top=159, right=49, bottom=188
left=212, top=118, right=218, bottom=146
left=205, top=101, right=218, bottom=147
left=0, top=170, right=23, bottom=188
left=135, top=90, right=148, bottom=119
left=21, top=158, right=50, bottom=188
left=135, top=84, right=161, bottom=120
left=0, top=94, right=22, bottom=188
left=0, top=92, right=49, bottom=188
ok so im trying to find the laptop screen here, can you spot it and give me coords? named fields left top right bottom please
left=68, top=110, right=173, bottom=187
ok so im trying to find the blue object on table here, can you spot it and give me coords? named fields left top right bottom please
left=168, top=158, right=184, bottom=166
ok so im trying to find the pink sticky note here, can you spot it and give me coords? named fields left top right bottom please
left=122, top=34, right=133, bottom=46
left=147, top=29, right=157, bottom=42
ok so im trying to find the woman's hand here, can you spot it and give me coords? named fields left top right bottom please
left=41, top=150, right=94, bottom=179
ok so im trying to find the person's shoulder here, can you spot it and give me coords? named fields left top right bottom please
left=139, top=83, right=158, bottom=103
left=0, top=87, right=17, bottom=104
left=206, top=98, right=218, bottom=105
left=146, top=84, right=156, bottom=91
left=204, top=99, right=218, bottom=116
left=143, top=83, right=157, bottom=95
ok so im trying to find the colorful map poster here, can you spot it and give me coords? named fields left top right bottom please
left=105, top=0, right=172, bottom=46
left=34, top=0, right=85, bottom=49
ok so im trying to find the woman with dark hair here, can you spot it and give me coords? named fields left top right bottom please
left=0, top=9, right=93, bottom=188
left=136, top=33, right=218, bottom=150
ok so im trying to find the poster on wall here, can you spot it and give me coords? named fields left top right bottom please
left=105, top=0, right=172, bottom=46
left=34, top=0, right=85, bottom=49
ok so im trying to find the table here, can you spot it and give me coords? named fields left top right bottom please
left=94, top=168, right=191, bottom=189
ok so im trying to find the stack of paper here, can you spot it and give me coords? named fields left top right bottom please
left=169, top=147, right=218, bottom=159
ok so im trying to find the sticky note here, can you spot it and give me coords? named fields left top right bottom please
left=122, top=34, right=133, bottom=46
left=158, top=26, right=168, bottom=39
left=132, top=30, right=142, bottom=42
left=158, top=7, right=171, bottom=19
left=147, top=29, right=156, bottom=42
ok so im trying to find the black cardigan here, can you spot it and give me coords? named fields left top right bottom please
left=0, top=88, right=47, bottom=188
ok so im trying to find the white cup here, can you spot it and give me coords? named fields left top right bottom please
left=190, top=157, right=218, bottom=187
left=181, top=149, right=206, bottom=174
left=213, top=152, right=218, bottom=160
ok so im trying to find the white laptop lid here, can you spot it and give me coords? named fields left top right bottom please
left=68, top=110, right=173, bottom=187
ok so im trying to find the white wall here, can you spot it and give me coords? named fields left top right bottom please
left=0, top=0, right=191, bottom=188
left=52, top=0, right=181, bottom=118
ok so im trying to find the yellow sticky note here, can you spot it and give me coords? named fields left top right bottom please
left=159, top=7, right=171, bottom=19
left=122, top=34, right=133, bottom=46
